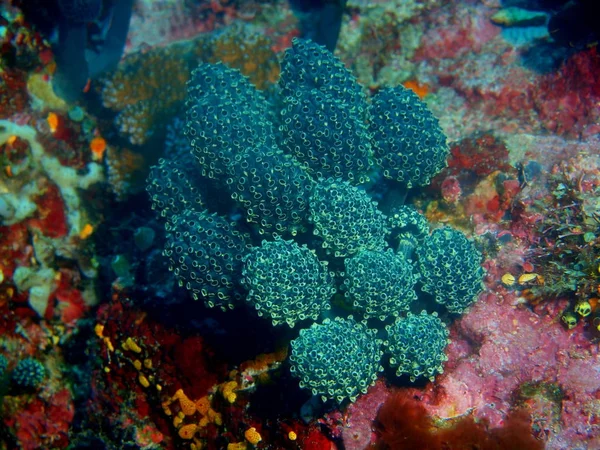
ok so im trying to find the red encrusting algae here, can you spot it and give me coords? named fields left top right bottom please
left=374, top=393, right=543, bottom=450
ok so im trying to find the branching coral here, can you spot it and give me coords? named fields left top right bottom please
left=198, top=23, right=280, bottom=90
left=105, top=146, right=148, bottom=201
left=100, top=44, right=191, bottom=145
left=100, top=23, right=280, bottom=146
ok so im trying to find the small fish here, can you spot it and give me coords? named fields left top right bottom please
left=501, top=273, right=516, bottom=286
left=518, top=273, right=539, bottom=285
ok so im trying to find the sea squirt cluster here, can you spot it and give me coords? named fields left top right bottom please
left=147, top=38, right=484, bottom=403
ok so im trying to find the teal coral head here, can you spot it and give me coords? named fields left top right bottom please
left=309, top=178, right=389, bottom=257
left=185, top=63, right=312, bottom=236
left=278, top=38, right=373, bottom=184
left=369, top=85, right=449, bottom=188
left=147, top=158, right=205, bottom=223
left=384, top=311, right=450, bottom=382
left=277, top=38, right=448, bottom=188
left=12, top=358, right=46, bottom=388
left=163, top=209, right=251, bottom=310
left=416, top=227, right=485, bottom=314
left=242, top=238, right=335, bottom=327
left=343, top=249, right=418, bottom=320
left=290, top=317, right=383, bottom=403
left=278, top=38, right=365, bottom=111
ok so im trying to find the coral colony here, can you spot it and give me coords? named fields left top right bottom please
left=0, top=1, right=599, bottom=449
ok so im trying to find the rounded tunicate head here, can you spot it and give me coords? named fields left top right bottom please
left=384, top=311, right=450, bottom=382
left=416, top=227, right=485, bottom=313
left=243, top=238, right=335, bottom=327
left=369, top=85, right=448, bottom=188
left=290, top=317, right=383, bottom=403
left=163, top=209, right=250, bottom=310
left=310, top=178, right=389, bottom=257
left=344, top=249, right=418, bottom=320
left=12, top=358, right=46, bottom=388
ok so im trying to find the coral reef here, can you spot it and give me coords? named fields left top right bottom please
left=403, top=1, right=600, bottom=140
left=105, top=145, right=148, bottom=201
left=2, top=1, right=600, bottom=449
left=0, top=121, right=102, bottom=235
left=338, top=0, right=439, bottom=88
left=126, top=0, right=243, bottom=52
left=0, top=121, right=102, bottom=321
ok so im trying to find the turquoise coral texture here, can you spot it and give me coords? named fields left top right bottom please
left=277, top=39, right=373, bottom=184
left=417, top=227, right=485, bottom=314
left=278, top=38, right=366, bottom=113
left=309, top=178, right=388, bottom=257
left=242, top=238, right=335, bottom=327
left=185, top=63, right=312, bottom=235
left=149, top=37, right=478, bottom=402
left=147, top=158, right=205, bottom=222
left=389, top=205, right=430, bottom=243
left=11, top=358, right=46, bottom=388
left=185, top=63, right=276, bottom=180
left=369, top=85, right=448, bottom=187
left=343, top=248, right=418, bottom=320
left=384, top=311, right=450, bottom=381
left=289, top=317, right=383, bottom=403
left=162, top=209, right=250, bottom=310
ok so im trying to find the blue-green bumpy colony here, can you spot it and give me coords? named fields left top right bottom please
left=148, top=38, right=485, bottom=403
left=290, top=317, right=383, bottom=403
left=11, top=358, right=46, bottom=388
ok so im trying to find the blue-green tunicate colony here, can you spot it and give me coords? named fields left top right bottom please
left=148, top=38, right=485, bottom=403
left=12, top=358, right=46, bottom=388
